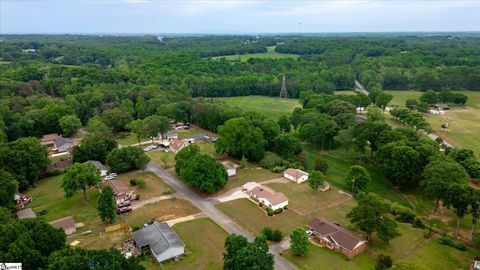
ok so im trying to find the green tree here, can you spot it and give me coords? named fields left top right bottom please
left=0, top=137, right=49, bottom=190
left=308, top=170, right=325, bottom=190
left=86, top=117, right=111, bottom=137
left=420, top=90, right=438, bottom=104
left=97, top=186, right=116, bottom=223
left=277, top=115, right=291, bottom=133
left=101, top=107, right=133, bottom=132
left=421, top=160, right=469, bottom=212
left=377, top=142, right=421, bottom=188
left=0, top=218, right=66, bottom=270
left=375, top=92, right=393, bottom=112
left=142, top=115, right=170, bottom=143
left=72, top=134, right=117, bottom=163
left=179, top=153, right=227, bottom=193
left=106, top=147, right=150, bottom=173
left=444, top=183, right=473, bottom=236
left=47, top=248, right=145, bottom=270
left=347, top=193, right=400, bottom=242
left=273, top=134, right=302, bottom=160
left=314, top=158, right=329, bottom=173
left=405, top=99, right=419, bottom=110
left=0, top=170, right=18, bottom=209
left=175, top=144, right=200, bottom=175
left=62, top=163, right=101, bottom=202
left=345, top=165, right=370, bottom=195
left=334, top=126, right=355, bottom=159
left=126, top=119, right=146, bottom=146
left=59, top=115, right=82, bottom=137
left=290, top=227, right=309, bottom=256
left=216, top=117, right=266, bottom=162
left=223, top=234, right=274, bottom=270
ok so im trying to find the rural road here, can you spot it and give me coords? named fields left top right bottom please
left=146, top=162, right=296, bottom=270
left=354, top=80, right=369, bottom=96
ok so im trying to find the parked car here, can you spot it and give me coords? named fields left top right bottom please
left=116, top=207, right=132, bottom=214
left=109, top=173, right=117, bottom=177
left=105, top=175, right=114, bottom=180
left=306, top=230, right=313, bottom=236
left=118, top=201, right=131, bottom=208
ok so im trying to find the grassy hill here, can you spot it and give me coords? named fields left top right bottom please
left=216, top=95, right=301, bottom=120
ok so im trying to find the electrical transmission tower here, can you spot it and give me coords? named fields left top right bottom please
left=280, top=76, right=288, bottom=98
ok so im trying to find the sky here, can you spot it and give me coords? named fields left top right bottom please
left=1, top=0, right=479, bottom=34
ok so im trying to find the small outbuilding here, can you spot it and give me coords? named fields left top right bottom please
left=49, top=216, right=76, bottom=236
left=221, top=161, right=238, bottom=177
left=16, top=208, right=36, bottom=219
left=434, top=104, right=450, bottom=110
left=284, top=168, right=309, bottom=184
left=133, top=221, right=185, bottom=263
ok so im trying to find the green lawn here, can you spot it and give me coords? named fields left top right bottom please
left=385, top=90, right=480, bottom=108
left=116, top=132, right=148, bottom=146
left=283, top=243, right=375, bottom=270
left=211, top=46, right=300, bottom=61
left=398, top=235, right=478, bottom=270
left=144, top=218, right=227, bottom=270
left=50, top=153, right=71, bottom=164
left=222, top=163, right=281, bottom=192
left=368, top=223, right=425, bottom=260
left=146, top=150, right=176, bottom=169
left=216, top=95, right=301, bottom=120
left=116, top=171, right=174, bottom=199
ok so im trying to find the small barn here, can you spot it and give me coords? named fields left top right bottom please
left=284, top=168, right=309, bottom=184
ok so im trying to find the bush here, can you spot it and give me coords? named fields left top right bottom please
left=136, top=179, right=145, bottom=188
left=375, top=254, right=393, bottom=270
left=273, top=208, right=283, bottom=215
left=129, top=179, right=137, bottom=186
left=435, top=137, right=443, bottom=143
left=267, top=210, right=273, bottom=216
left=261, top=227, right=284, bottom=242
left=412, top=218, right=425, bottom=229
left=283, top=205, right=288, bottom=210
left=423, top=228, right=431, bottom=238
left=260, top=152, right=285, bottom=170
left=258, top=202, right=263, bottom=208
left=438, top=236, right=466, bottom=251
left=314, top=158, right=329, bottom=173
left=391, top=203, right=416, bottom=223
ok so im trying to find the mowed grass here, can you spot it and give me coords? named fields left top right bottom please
left=211, top=46, right=300, bottom=61
left=221, top=163, right=281, bottom=192
left=385, top=90, right=480, bottom=108
left=283, top=243, right=375, bottom=270
left=116, top=132, right=148, bottom=146
left=146, top=218, right=227, bottom=270
left=399, top=235, right=478, bottom=270
left=116, top=171, right=174, bottom=199
left=216, top=95, right=301, bottom=120
left=125, top=199, right=200, bottom=228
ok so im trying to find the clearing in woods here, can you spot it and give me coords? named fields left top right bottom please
left=211, top=46, right=300, bottom=61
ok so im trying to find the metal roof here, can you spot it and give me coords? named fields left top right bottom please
left=132, top=221, right=184, bottom=256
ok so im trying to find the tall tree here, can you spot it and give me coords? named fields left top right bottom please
left=290, top=227, right=309, bottom=256
left=72, top=134, right=118, bottom=163
left=178, top=153, right=227, bottom=193
left=277, top=115, right=291, bottom=133
left=223, top=234, right=274, bottom=270
left=334, top=126, right=354, bottom=159
left=444, top=183, right=472, bottom=236
left=345, top=165, right=370, bottom=195
left=106, top=147, right=150, bottom=173
left=62, top=163, right=101, bottom=202
left=375, top=92, right=393, bottom=112
left=126, top=119, right=146, bottom=146
left=101, top=107, right=133, bottom=132
left=0, top=170, right=18, bottom=209
left=421, top=160, right=469, bottom=212
left=142, top=115, right=170, bottom=143
left=308, top=170, right=326, bottom=191
left=59, top=115, right=82, bottom=137
left=97, top=186, right=116, bottom=223
left=347, top=193, right=400, bottom=242
left=469, top=190, right=480, bottom=241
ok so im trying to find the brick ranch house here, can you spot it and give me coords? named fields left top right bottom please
left=242, top=182, right=288, bottom=211
left=309, top=217, right=367, bottom=259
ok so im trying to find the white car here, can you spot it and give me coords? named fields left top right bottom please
left=109, top=173, right=117, bottom=177
left=306, top=230, right=313, bottom=236
left=105, top=175, right=114, bottom=180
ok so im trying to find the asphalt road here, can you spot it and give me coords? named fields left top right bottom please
left=146, top=162, right=296, bottom=270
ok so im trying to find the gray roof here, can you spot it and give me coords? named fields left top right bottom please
left=16, top=208, right=36, bottom=219
left=133, top=221, right=184, bottom=256
left=85, top=160, right=107, bottom=171
left=192, top=133, right=208, bottom=140
left=434, top=104, right=450, bottom=109
left=54, top=137, right=74, bottom=147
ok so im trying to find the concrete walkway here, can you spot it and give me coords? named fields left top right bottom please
left=146, top=162, right=296, bottom=270
left=131, top=194, right=175, bottom=210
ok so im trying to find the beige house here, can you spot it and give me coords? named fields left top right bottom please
left=284, top=168, right=309, bottom=184
left=242, top=182, right=288, bottom=211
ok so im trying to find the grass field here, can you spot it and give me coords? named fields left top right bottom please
left=216, top=95, right=301, bottom=120
left=147, top=218, right=227, bottom=270
left=116, top=171, right=174, bottom=199
left=221, top=163, right=281, bottom=192
left=211, top=46, right=299, bottom=61
left=116, top=132, right=148, bottom=146
left=385, top=90, right=480, bottom=108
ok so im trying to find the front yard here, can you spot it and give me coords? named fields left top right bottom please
left=222, top=164, right=282, bottom=192
left=116, top=171, right=174, bottom=199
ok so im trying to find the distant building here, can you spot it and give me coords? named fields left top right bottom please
left=133, top=221, right=185, bottom=263
left=309, top=217, right=367, bottom=259
left=242, top=182, right=289, bottom=211
left=16, top=208, right=36, bottom=219
left=49, top=216, right=76, bottom=236
left=85, top=160, right=108, bottom=177
left=54, top=137, right=75, bottom=153
left=41, top=133, right=61, bottom=147
left=434, top=104, right=450, bottom=110
left=284, top=168, right=309, bottom=184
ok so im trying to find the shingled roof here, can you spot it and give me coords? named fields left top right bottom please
left=309, top=217, right=366, bottom=251
left=133, top=221, right=184, bottom=259
left=250, top=185, right=288, bottom=206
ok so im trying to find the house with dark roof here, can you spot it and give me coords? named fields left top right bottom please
left=49, top=216, right=76, bottom=235
left=284, top=168, right=309, bottom=184
left=242, top=182, right=288, bottom=211
left=132, top=221, right=185, bottom=263
left=16, top=208, right=36, bottom=219
left=434, top=104, right=450, bottom=110
left=54, top=137, right=75, bottom=153
left=309, top=217, right=367, bottom=259
left=85, top=160, right=108, bottom=177
left=98, top=180, right=134, bottom=205
left=41, top=133, right=61, bottom=147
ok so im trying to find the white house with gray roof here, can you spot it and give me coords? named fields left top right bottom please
left=132, top=221, right=185, bottom=263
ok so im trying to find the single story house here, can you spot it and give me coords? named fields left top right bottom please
left=98, top=180, right=134, bottom=205
left=284, top=168, right=309, bottom=184
left=309, top=217, right=367, bottom=259
left=434, top=104, right=450, bottom=110
left=169, top=139, right=186, bottom=153
left=221, top=161, right=238, bottom=177
left=54, top=137, right=75, bottom=153
left=49, top=216, right=76, bottom=236
left=85, top=160, right=108, bottom=177
left=16, top=208, right=36, bottom=219
left=166, top=131, right=178, bottom=141
left=133, top=221, right=185, bottom=263
left=41, top=133, right=61, bottom=147
left=242, top=182, right=289, bottom=211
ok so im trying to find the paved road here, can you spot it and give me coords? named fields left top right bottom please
left=354, top=80, right=369, bottom=96
left=146, top=162, right=296, bottom=270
